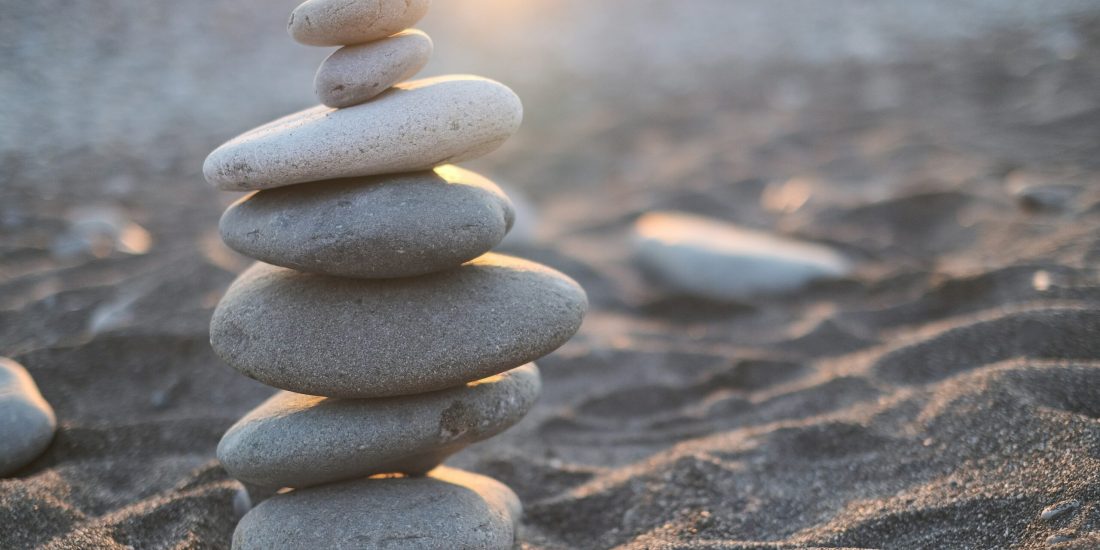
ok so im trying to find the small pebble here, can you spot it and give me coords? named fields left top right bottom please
left=1040, top=499, right=1080, bottom=521
left=1046, top=533, right=1074, bottom=545
left=633, top=211, right=850, bottom=301
left=232, top=484, right=253, bottom=519
left=1015, top=184, right=1081, bottom=213
left=0, top=358, right=57, bottom=476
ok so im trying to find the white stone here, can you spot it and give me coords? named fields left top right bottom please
left=634, top=211, right=851, bottom=300
left=288, top=0, right=432, bottom=47
left=0, top=358, right=56, bottom=476
left=203, top=75, right=522, bottom=191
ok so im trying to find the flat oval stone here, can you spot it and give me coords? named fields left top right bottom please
left=634, top=211, right=851, bottom=301
left=233, top=467, right=519, bottom=550
left=288, top=0, right=432, bottom=47
left=219, top=166, right=515, bottom=278
left=315, top=29, right=432, bottom=108
left=203, top=76, right=523, bottom=191
left=210, top=254, right=586, bottom=397
left=0, top=358, right=56, bottom=476
left=218, top=363, right=540, bottom=489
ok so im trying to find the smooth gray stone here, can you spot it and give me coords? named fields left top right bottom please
left=219, top=166, right=515, bottom=278
left=204, top=76, right=522, bottom=191
left=315, top=29, right=433, bottom=108
left=288, top=0, right=432, bottom=47
left=218, top=364, right=540, bottom=489
left=232, top=466, right=519, bottom=550
left=0, top=358, right=56, bottom=476
left=210, top=254, right=586, bottom=397
left=633, top=211, right=851, bottom=301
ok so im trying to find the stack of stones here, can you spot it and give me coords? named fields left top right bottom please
left=202, top=1, right=588, bottom=548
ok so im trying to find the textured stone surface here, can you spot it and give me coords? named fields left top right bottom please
left=288, top=0, right=432, bottom=47
left=210, top=254, right=586, bottom=397
left=233, top=466, right=519, bottom=549
left=203, top=75, right=522, bottom=191
left=0, top=358, right=56, bottom=477
left=315, top=29, right=432, bottom=108
left=634, top=211, right=851, bottom=300
left=218, top=364, right=540, bottom=489
left=219, top=166, right=514, bottom=278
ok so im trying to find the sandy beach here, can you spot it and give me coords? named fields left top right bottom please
left=3, top=1, right=1100, bottom=548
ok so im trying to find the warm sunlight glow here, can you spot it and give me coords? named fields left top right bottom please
left=761, top=177, right=812, bottom=213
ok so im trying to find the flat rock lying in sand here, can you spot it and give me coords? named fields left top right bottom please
left=218, top=364, right=540, bottom=489
left=219, top=166, right=515, bottom=278
left=0, top=358, right=56, bottom=476
left=634, top=211, right=851, bottom=300
left=315, top=29, right=433, bottom=108
left=288, top=0, right=432, bottom=47
left=210, top=254, right=586, bottom=397
left=203, top=76, right=522, bottom=191
left=233, top=467, right=519, bottom=550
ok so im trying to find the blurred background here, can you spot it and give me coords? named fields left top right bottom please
left=3, top=1, right=1100, bottom=548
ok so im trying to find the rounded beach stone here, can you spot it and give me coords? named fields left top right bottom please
left=203, top=75, right=522, bottom=191
left=232, top=466, right=519, bottom=550
left=315, top=29, right=432, bottom=108
left=634, top=211, right=851, bottom=301
left=288, top=0, right=432, bottom=47
left=218, top=364, right=539, bottom=489
left=210, top=254, right=586, bottom=398
left=219, top=166, right=515, bottom=278
left=0, top=358, right=56, bottom=476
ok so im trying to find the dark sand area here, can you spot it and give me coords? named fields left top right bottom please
left=4, top=1, right=1100, bottom=548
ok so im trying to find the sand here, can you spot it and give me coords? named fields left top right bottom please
left=3, top=5, right=1100, bottom=548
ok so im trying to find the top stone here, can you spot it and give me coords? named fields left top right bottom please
left=289, top=0, right=432, bottom=47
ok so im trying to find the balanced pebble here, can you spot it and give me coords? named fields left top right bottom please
left=289, top=0, right=432, bottom=47
left=218, top=364, right=540, bottom=489
left=219, top=166, right=514, bottom=278
left=634, top=211, right=851, bottom=301
left=233, top=466, right=519, bottom=550
left=0, top=358, right=56, bottom=476
left=204, top=76, right=522, bottom=191
left=316, top=29, right=432, bottom=108
left=210, top=254, right=585, bottom=397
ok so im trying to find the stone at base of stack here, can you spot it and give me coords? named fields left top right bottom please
left=203, top=1, right=587, bottom=548
left=232, top=467, right=521, bottom=549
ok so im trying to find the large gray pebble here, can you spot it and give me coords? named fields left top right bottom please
left=211, top=254, right=586, bottom=397
left=288, top=0, right=431, bottom=47
left=233, top=466, right=519, bottom=550
left=634, top=211, right=851, bottom=301
left=219, top=166, right=514, bottom=278
left=315, top=29, right=432, bottom=108
left=219, top=363, right=540, bottom=489
left=0, top=358, right=56, bottom=476
left=203, top=75, right=522, bottom=191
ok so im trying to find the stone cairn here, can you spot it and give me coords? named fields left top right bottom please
left=202, top=1, right=588, bottom=548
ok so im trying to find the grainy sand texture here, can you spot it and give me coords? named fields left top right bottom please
left=3, top=1, right=1100, bottom=548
